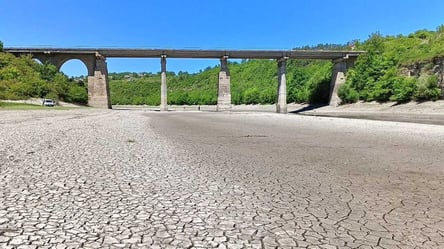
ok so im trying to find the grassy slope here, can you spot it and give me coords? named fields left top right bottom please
left=0, top=101, right=72, bottom=110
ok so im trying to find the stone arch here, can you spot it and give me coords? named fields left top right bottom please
left=58, top=56, right=95, bottom=76
left=59, top=58, right=90, bottom=77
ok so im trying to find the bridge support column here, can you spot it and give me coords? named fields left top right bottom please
left=276, top=58, right=287, bottom=114
left=217, top=56, right=232, bottom=111
left=160, top=55, right=168, bottom=111
left=88, top=54, right=111, bottom=109
left=329, top=59, right=347, bottom=107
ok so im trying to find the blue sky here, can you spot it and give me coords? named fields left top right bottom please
left=1, top=0, right=444, bottom=76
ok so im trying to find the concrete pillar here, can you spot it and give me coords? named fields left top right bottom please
left=276, top=58, right=287, bottom=114
left=329, top=59, right=347, bottom=107
left=217, top=56, right=232, bottom=111
left=160, top=55, right=168, bottom=111
left=88, top=54, right=111, bottom=109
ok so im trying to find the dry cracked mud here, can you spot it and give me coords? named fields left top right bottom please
left=0, top=109, right=443, bottom=249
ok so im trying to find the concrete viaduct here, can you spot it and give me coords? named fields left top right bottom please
left=4, top=48, right=364, bottom=113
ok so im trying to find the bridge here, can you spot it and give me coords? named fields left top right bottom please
left=4, top=48, right=364, bottom=113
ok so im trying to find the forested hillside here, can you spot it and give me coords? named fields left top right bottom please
left=109, top=59, right=332, bottom=105
left=2, top=24, right=444, bottom=106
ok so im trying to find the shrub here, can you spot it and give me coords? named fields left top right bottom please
left=132, top=96, right=146, bottom=105
left=414, top=75, right=441, bottom=101
left=390, top=77, right=417, bottom=102
left=243, top=87, right=260, bottom=104
left=371, top=68, right=397, bottom=102
left=259, top=87, right=275, bottom=104
left=67, top=84, right=88, bottom=104
left=289, top=87, right=309, bottom=103
left=338, top=83, right=359, bottom=103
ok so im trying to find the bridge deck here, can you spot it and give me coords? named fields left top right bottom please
left=4, top=48, right=364, bottom=59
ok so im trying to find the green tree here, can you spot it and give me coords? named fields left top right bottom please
left=38, top=63, right=58, bottom=81
left=390, top=77, right=417, bottom=103
left=67, top=84, right=88, bottom=104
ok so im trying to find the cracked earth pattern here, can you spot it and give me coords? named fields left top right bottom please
left=0, top=109, right=443, bottom=249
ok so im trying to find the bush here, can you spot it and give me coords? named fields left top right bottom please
left=293, top=88, right=310, bottom=103
left=231, top=90, right=243, bottom=105
left=371, top=68, right=398, bottom=102
left=168, top=91, right=189, bottom=105
left=390, top=77, right=417, bottom=102
left=67, top=84, right=88, bottom=104
left=146, top=95, right=160, bottom=105
left=414, top=75, right=441, bottom=101
left=338, top=83, right=359, bottom=103
left=132, top=96, right=146, bottom=105
left=259, top=87, right=275, bottom=104
left=243, top=87, right=260, bottom=104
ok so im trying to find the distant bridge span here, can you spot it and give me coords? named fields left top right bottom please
left=4, top=47, right=365, bottom=112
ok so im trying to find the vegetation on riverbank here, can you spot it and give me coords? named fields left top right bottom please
left=109, top=59, right=333, bottom=105
left=339, top=26, right=444, bottom=103
left=0, top=43, right=88, bottom=104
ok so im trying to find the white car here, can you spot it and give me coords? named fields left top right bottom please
left=42, top=99, right=56, bottom=107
